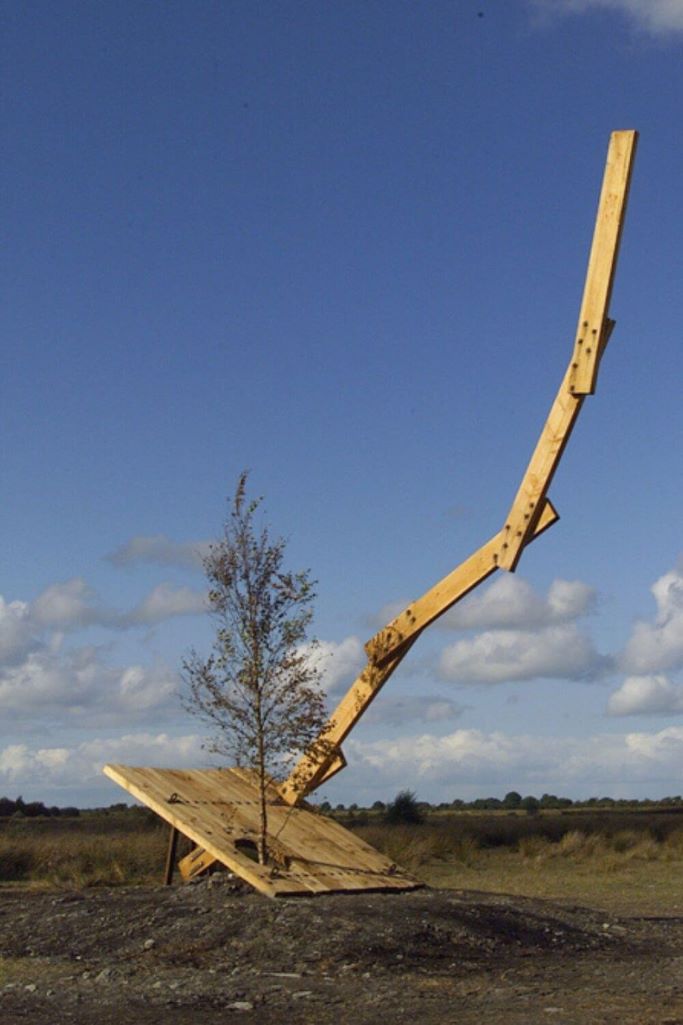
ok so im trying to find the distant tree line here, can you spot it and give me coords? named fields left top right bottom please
left=0, top=796, right=80, bottom=819
left=320, top=791, right=683, bottom=817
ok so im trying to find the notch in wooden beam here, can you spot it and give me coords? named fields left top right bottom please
left=366, top=497, right=558, bottom=667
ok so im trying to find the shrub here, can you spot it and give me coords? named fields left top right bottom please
left=385, top=790, right=424, bottom=825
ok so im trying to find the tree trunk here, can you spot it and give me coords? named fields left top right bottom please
left=257, top=731, right=268, bottom=865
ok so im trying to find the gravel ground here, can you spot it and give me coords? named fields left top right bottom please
left=1, top=877, right=682, bottom=1024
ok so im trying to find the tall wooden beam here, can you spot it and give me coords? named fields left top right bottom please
left=118, top=132, right=638, bottom=880
left=495, top=131, right=637, bottom=571
left=366, top=498, right=558, bottom=667
left=280, top=499, right=557, bottom=804
left=280, top=130, right=638, bottom=804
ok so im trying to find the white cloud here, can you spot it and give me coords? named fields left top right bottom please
left=302, top=636, right=366, bottom=696
left=621, top=564, right=683, bottom=674
left=0, top=597, right=35, bottom=663
left=608, top=674, right=683, bottom=716
left=123, top=583, right=206, bottom=626
left=107, top=534, right=211, bottom=571
left=0, top=646, right=180, bottom=726
left=0, top=733, right=205, bottom=787
left=530, top=0, right=683, bottom=35
left=2, top=578, right=206, bottom=645
left=347, top=724, right=683, bottom=788
left=0, top=577, right=210, bottom=733
left=31, top=578, right=107, bottom=630
left=439, top=623, right=608, bottom=684
left=442, top=576, right=595, bottom=632
left=7, top=723, right=683, bottom=798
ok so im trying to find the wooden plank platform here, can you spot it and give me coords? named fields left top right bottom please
left=103, top=763, right=422, bottom=898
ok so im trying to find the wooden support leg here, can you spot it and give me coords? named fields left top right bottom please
left=164, top=825, right=180, bottom=885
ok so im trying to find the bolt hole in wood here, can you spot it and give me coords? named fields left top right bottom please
left=235, top=838, right=260, bottom=863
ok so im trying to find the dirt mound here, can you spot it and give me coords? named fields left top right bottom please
left=1, top=880, right=682, bottom=1024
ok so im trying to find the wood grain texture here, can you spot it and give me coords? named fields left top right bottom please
left=103, top=132, right=638, bottom=868
left=365, top=498, right=558, bottom=666
left=569, top=131, right=637, bottom=396
left=496, top=132, right=637, bottom=570
left=278, top=636, right=418, bottom=804
left=103, top=763, right=421, bottom=897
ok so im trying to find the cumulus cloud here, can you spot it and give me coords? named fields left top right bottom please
left=439, top=623, right=608, bottom=684
left=442, top=576, right=595, bottom=632
left=347, top=724, right=683, bottom=788
left=621, top=564, right=683, bottom=674
left=0, top=732, right=204, bottom=787
left=2, top=579, right=206, bottom=643
left=107, top=534, right=211, bottom=571
left=0, top=597, right=35, bottom=663
left=0, top=578, right=204, bottom=732
left=31, top=578, right=111, bottom=631
left=122, top=583, right=207, bottom=626
left=608, top=675, right=683, bottom=716
left=7, top=723, right=683, bottom=797
left=529, top=0, right=683, bottom=35
left=302, top=636, right=366, bottom=697
left=0, top=646, right=180, bottom=726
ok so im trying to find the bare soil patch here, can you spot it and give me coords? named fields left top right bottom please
left=1, top=878, right=682, bottom=1024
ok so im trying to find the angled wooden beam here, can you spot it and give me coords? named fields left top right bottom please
left=278, top=637, right=419, bottom=804
left=314, top=748, right=347, bottom=786
left=102, top=131, right=639, bottom=874
left=179, top=844, right=216, bottom=881
left=569, top=131, right=637, bottom=395
left=495, top=130, right=637, bottom=571
left=365, top=497, right=558, bottom=667
left=280, top=131, right=637, bottom=804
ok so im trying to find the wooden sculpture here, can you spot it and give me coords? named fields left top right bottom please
left=104, top=130, right=638, bottom=896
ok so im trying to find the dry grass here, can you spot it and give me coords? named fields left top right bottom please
left=4, top=810, right=683, bottom=913
left=0, top=827, right=168, bottom=886
left=353, top=820, right=683, bottom=915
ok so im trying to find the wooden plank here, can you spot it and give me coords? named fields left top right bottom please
left=178, top=845, right=215, bottom=881
left=177, top=755, right=372, bottom=885
left=365, top=497, right=558, bottom=666
left=569, top=131, right=638, bottom=395
left=164, top=826, right=179, bottom=885
left=228, top=767, right=406, bottom=888
left=103, top=764, right=308, bottom=897
left=103, top=764, right=420, bottom=896
left=278, top=637, right=418, bottom=804
left=495, top=366, right=582, bottom=571
left=315, top=749, right=346, bottom=786
left=196, top=767, right=419, bottom=890
left=496, top=131, right=637, bottom=571
left=283, top=500, right=556, bottom=804
left=104, top=132, right=638, bottom=869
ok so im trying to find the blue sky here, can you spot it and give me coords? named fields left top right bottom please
left=3, top=0, right=683, bottom=807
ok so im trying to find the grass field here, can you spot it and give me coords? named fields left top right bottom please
left=354, top=812, right=683, bottom=915
left=2, top=807, right=683, bottom=914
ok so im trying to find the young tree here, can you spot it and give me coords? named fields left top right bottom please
left=183, top=472, right=330, bottom=865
